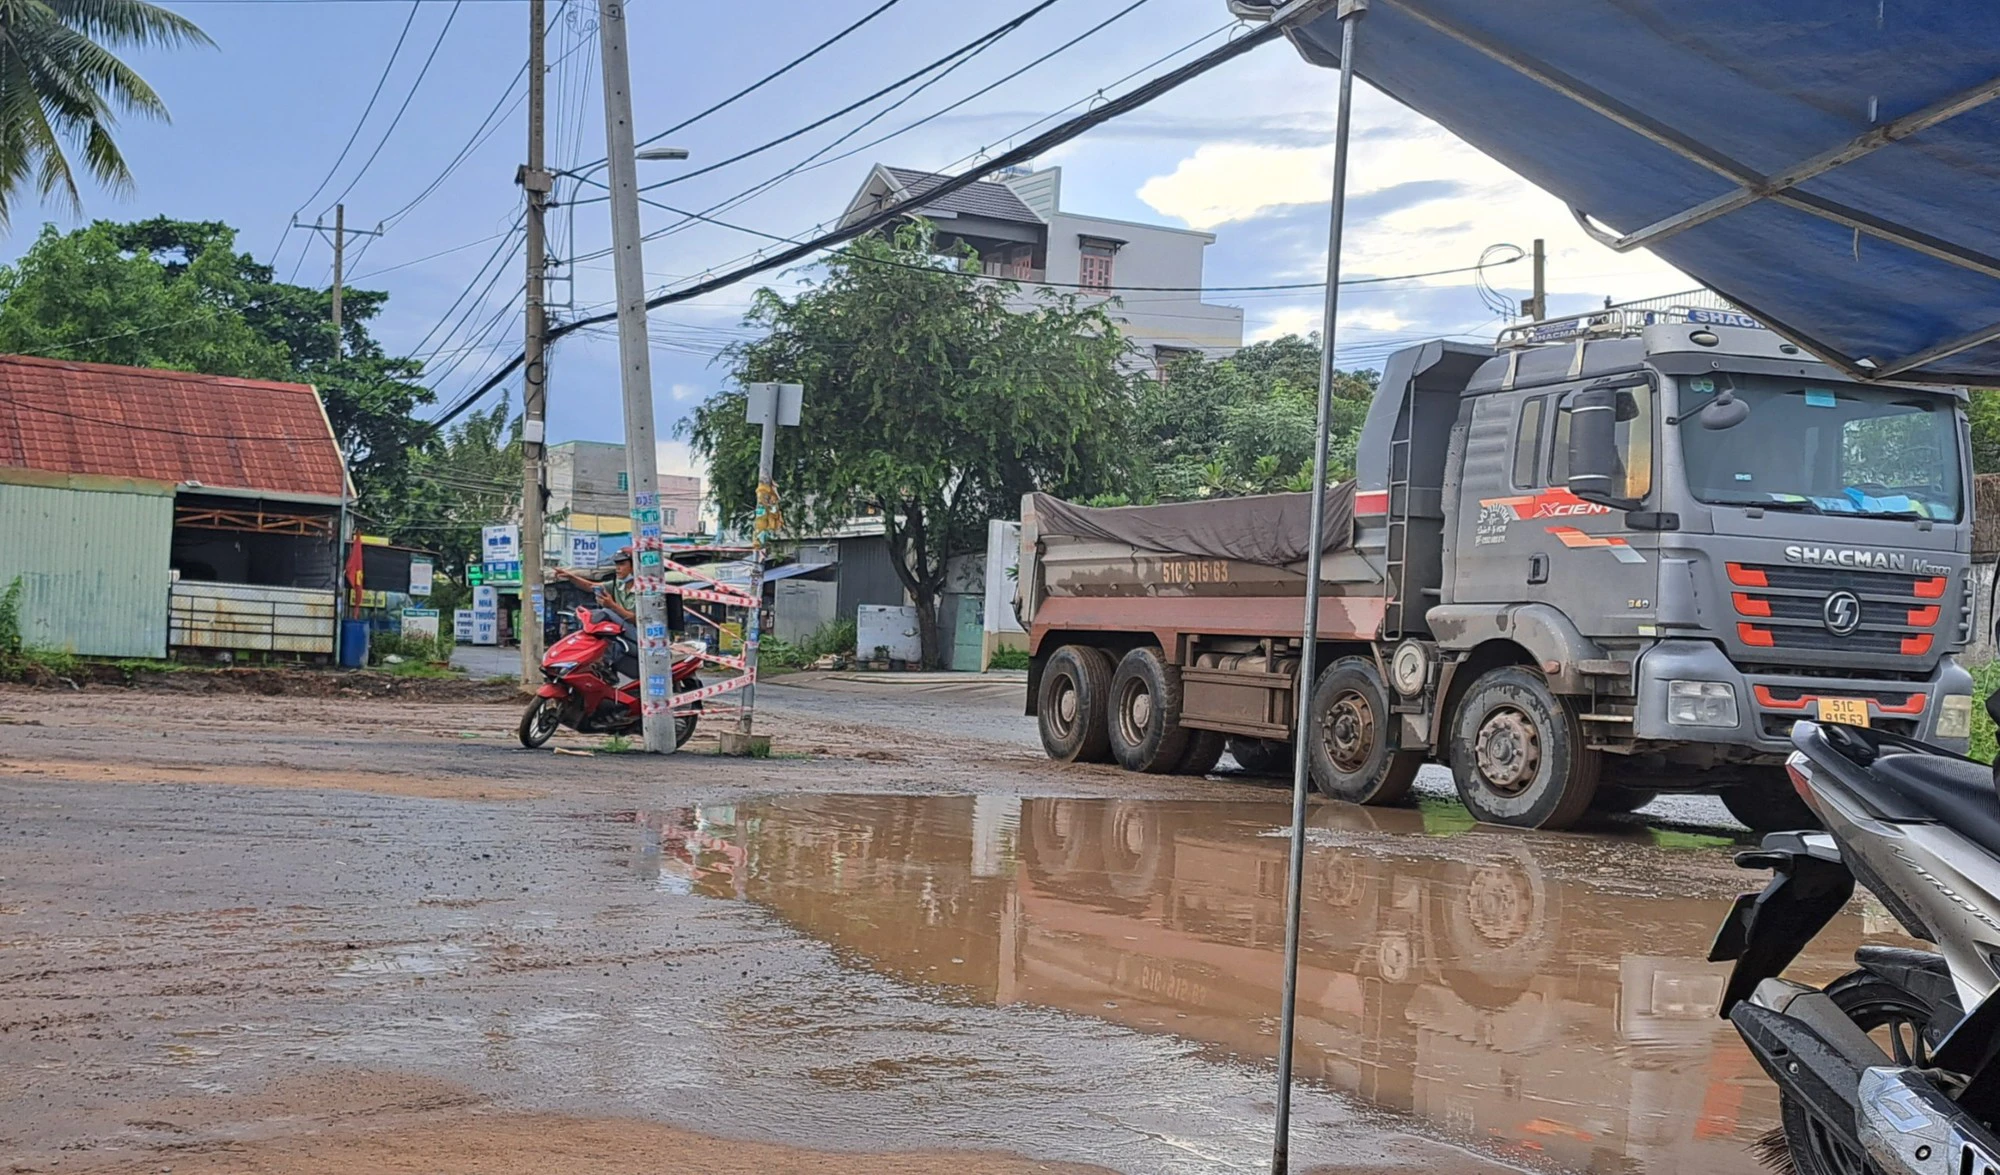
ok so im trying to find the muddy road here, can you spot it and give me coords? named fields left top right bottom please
left=0, top=678, right=1897, bottom=1173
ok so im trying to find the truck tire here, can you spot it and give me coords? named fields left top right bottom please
left=1308, top=658, right=1423, bottom=805
left=1228, top=737, right=1294, bottom=777
left=1719, top=767, right=1823, bottom=832
left=1108, top=647, right=1194, bottom=773
left=1449, top=666, right=1601, bottom=830
left=1037, top=645, right=1115, bottom=763
left=1177, top=729, right=1227, bottom=776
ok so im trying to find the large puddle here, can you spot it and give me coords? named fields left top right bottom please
left=641, top=794, right=1894, bottom=1174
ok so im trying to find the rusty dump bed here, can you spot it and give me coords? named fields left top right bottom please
left=1020, top=489, right=1388, bottom=650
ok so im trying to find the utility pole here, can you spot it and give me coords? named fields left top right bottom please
left=292, top=206, right=383, bottom=360
left=598, top=0, right=677, bottom=754
left=1525, top=237, right=1547, bottom=320
left=727, top=382, right=800, bottom=755
left=332, top=204, right=345, bottom=358
left=517, top=0, right=552, bottom=683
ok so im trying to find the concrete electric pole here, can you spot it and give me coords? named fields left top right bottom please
left=517, top=0, right=553, bottom=682
left=292, top=206, right=383, bottom=361
left=729, top=382, right=800, bottom=752
left=1525, top=237, right=1547, bottom=320
left=597, top=0, right=678, bottom=754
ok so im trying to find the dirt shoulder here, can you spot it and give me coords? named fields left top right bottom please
left=69, top=1072, right=1112, bottom=1175
left=5, top=662, right=525, bottom=701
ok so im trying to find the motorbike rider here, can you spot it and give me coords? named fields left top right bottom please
left=555, top=548, right=640, bottom=682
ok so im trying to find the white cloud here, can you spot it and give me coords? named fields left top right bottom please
left=1137, top=88, right=1692, bottom=305
left=669, top=383, right=706, bottom=403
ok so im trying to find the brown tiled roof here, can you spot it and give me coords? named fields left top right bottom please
left=0, top=355, right=349, bottom=500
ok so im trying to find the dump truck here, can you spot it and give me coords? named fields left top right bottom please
left=1017, top=304, right=1977, bottom=831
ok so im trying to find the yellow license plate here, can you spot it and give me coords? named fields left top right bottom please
left=1816, top=697, right=1871, bottom=727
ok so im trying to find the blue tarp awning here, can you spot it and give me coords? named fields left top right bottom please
left=1242, top=0, right=2000, bottom=385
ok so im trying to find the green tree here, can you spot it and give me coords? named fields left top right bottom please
left=687, top=221, right=1135, bottom=668
left=0, top=217, right=434, bottom=491
left=367, top=402, right=521, bottom=594
left=1139, top=335, right=1375, bottom=500
left=0, top=0, right=209, bottom=224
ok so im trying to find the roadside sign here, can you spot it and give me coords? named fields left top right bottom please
left=471, top=585, right=499, bottom=646
left=483, top=560, right=522, bottom=585
left=401, top=608, right=439, bottom=642
left=569, top=533, right=600, bottom=567
left=453, top=609, right=474, bottom=642
left=409, top=557, right=434, bottom=597
left=482, top=524, right=520, bottom=565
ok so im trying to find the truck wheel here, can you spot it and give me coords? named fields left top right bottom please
left=1720, top=767, right=1823, bottom=832
left=1449, top=666, right=1600, bottom=829
left=1228, top=737, right=1294, bottom=777
left=1108, top=647, right=1193, bottom=773
left=1177, top=729, right=1226, bottom=776
left=1038, top=645, right=1115, bottom=763
left=1308, top=658, right=1422, bottom=805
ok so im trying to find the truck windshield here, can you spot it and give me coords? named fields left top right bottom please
left=1678, top=374, right=1963, bottom=522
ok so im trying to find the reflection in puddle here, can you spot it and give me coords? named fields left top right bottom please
left=637, top=795, right=1886, bottom=1173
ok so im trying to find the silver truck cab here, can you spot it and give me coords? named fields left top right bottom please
left=1357, top=305, right=1975, bottom=803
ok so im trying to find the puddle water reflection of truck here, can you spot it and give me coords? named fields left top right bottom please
left=644, top=795, right=1890, bottom=1172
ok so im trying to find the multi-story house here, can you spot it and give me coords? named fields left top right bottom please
left=838, top=164, right=1245, bottom=374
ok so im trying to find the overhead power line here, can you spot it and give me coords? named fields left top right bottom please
left=433, top=0, right=1339, bottom=430
left=622, top=0, right=1067, bottom=194
left=324, top=0, right=465, bottom=213
left=272, top=0, right=420, bottom=269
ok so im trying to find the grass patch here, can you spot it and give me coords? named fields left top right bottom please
left=385, top=659, right=464, bottom=679
left=987, top=645, right=1030, bottom=671
left=601, top=735, right=637, bottom=754
left=1970, top=659, right=2000, bottom=764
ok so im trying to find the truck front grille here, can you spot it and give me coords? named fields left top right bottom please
left=1728, top=562, right=1944, bottom=658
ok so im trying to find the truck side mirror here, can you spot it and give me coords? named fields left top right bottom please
left=1567, top=385, right=1642, bottom=510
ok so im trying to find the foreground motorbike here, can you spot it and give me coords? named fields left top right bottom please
left=1711, top=718, right=2000, bottom=1175
left=518, top=606, right=704, bottom=749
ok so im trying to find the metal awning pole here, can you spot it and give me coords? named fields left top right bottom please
left=1273, top=2, right=1364, bottom=1171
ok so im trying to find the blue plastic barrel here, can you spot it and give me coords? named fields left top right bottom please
left=339, top=619, right=370, bottom=668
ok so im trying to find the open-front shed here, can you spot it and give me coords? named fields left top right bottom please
left=0, top=356, right=353, bottom=659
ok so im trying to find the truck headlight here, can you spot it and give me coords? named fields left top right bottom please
left=1937, top=694, right=1973, bottom=740
left=1668, top=680, right=1739, bottom=728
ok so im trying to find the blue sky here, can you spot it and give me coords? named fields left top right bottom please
left=5, top=0, right=1689, bottom=478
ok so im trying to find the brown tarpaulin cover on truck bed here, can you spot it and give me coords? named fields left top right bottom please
left=1026, top=486, right=1356, bottom=569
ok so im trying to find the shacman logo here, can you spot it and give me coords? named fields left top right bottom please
left=1479, top=488, right=1615, bottom=521
left=1784, top=545, right=1950, bottom=577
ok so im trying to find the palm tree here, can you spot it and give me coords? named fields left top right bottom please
left=0, top=0, right=209, bottom=225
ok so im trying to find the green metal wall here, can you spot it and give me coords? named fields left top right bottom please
left=0, top=474, right=173, bottom=658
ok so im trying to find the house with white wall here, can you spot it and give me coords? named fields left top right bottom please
left=839, top=164, right=1244, bottom=373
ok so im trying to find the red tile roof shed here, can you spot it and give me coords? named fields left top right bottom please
left=0, top=355, right=350, bottom=501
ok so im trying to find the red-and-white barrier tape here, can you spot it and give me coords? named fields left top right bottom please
left=640, top=671, right=756, bottom=715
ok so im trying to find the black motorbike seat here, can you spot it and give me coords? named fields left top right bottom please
left=1861, top=750, right=2000, bottom=859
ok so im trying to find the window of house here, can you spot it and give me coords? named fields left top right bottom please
left=1153, top=345, right=1199, bottom=381
left=1511, top=396, right=1546, bottom=488
left=616, top=471, right=628, bottom=492
left=1079, top=239, right=1118, bottom=292
left=1550, top=387, right=1654, bottom=499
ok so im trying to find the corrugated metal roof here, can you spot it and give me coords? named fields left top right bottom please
left=882, top=166, right=1042, bottom=224
left=0, top=355, right=349, bottom=500
left=0, top=481, right=171, bottom=657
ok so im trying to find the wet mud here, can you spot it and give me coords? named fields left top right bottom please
left=654, top=794, right=1902, bottom=1173
left=0, top=686, right=1888, bottom=1173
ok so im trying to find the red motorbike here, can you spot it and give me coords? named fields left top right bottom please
left=518, top=606, right=704, bottom=748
